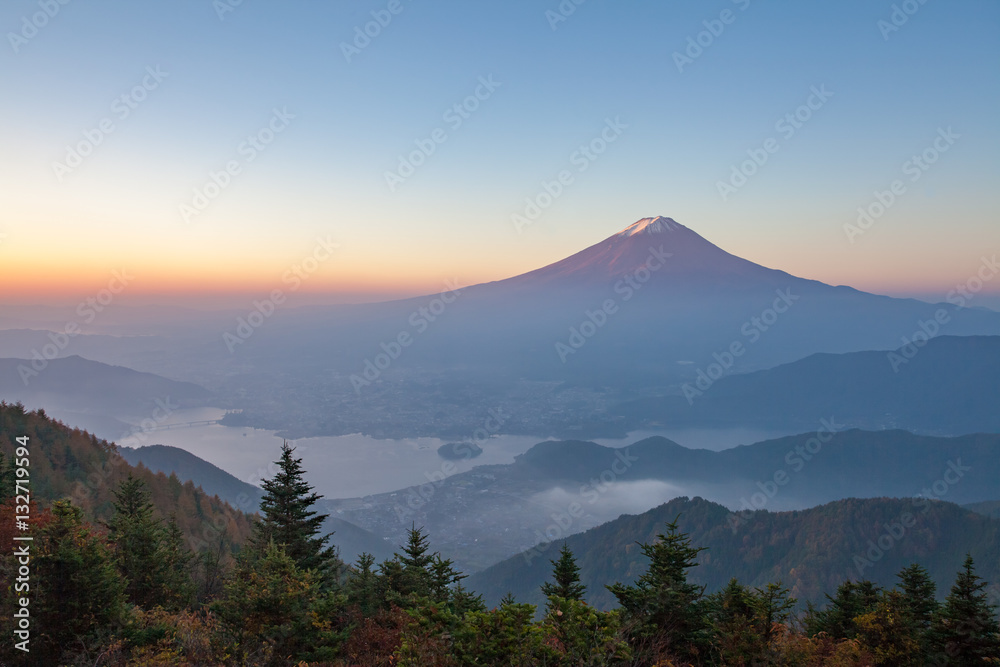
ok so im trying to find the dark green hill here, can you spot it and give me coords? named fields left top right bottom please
left=119, top=444, right=264, bottom=514
left=330, top=429, right=1000, bottom=572
left=466, top=496, right=1000, bottom=610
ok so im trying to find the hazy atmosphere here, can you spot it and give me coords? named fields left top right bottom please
left=1, top=2, right=998, bottom=665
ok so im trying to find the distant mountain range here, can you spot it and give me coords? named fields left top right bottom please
left=328, top=429, right=1000, bottom=572
left=0, top=355, right=215, bottom=441
left=466, top=496, right=1000, bottom=610
left=620, top=335, right=1000, bottom=435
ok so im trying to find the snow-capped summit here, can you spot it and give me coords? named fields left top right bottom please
left=616, top=216, right=681, bottom=237
left=493, top=214, right=783, bottom=289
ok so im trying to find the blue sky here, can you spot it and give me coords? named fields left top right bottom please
left=1, top=0, right=998, bottom=307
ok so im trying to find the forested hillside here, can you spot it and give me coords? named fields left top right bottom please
left=1, top=412, right=997, bottom=665
left=468, top=496, right=1000, bottom=611
left=0, top=402, right=253, bottom=554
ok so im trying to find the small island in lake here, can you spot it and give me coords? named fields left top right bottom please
left=437, top=441, right=483, bottom=460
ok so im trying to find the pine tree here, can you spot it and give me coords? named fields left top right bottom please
left=607, top=517, right=710, bottom=664
left=755, top=581, right=796, bottom=643
left=397, top=523, right=435, bottom=598
left=399, top=523, right=434, bottom=571
left=541, top=542, right=587, bottom=603
left=807, top=579, right=881, bottom=639
left=430, top=553, right=465, bottom=601
left=213, top=541, right=327, bottom=665
left=160, top=514, right=196, bottom=608
left=251, top=441, right=339, bottom=581
left=33, top=500, right=126, bottom=664
left=897, top=562, right=939, bottom=630
left=108, top=474, right=170, bottom=608
left=346, top=552, right=382, bottom=616
left=928, top=554, right=1000, bottom=664
left=896, top=562, right=939, bottom=658
left=709, top=579, right=767, bottom=665
left=450, top=583, right=487, bottom=616
left=379, top=525, right=470, bottom=609
left=853, top=590, right=922, bottom=666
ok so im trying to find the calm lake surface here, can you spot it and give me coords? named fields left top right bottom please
left=143, top=408, right=791, bottom=499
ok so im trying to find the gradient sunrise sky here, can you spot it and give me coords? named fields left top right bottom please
left=1, top=0, right=998, bottom=308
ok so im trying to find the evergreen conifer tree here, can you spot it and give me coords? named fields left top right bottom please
left=607, top=517, right=710, bottom=663
left=928, top=555, right=1000, bottom=664
left=34, top=500, right=126, bottom=664
left=540, top=543, right=586, bottom=602
left=897, top=563, right=939, bottom=630
left=251, top=442, right=339, bottom=582
left=108, top=474, right=170, bottom=608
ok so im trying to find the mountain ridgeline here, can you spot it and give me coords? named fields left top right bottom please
left=622, top=334, right=1000, bottom=435
left=327, top=429, right=1000, bottom=572
left=228, top=216, right=1000, bottom=385
left=466, top=495, right=1000, bottom=611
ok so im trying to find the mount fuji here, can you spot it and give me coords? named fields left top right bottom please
left=495, top=216, right=791, bottom=289
left=244, top=215, right=1000, bottom=389
left=21, top=214, right=998, bottom=438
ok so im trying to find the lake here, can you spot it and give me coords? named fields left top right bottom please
left=142, top=408, right=793, bottom=499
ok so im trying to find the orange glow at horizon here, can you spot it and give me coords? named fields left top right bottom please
left=0, top=255, right=481, bottom=307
